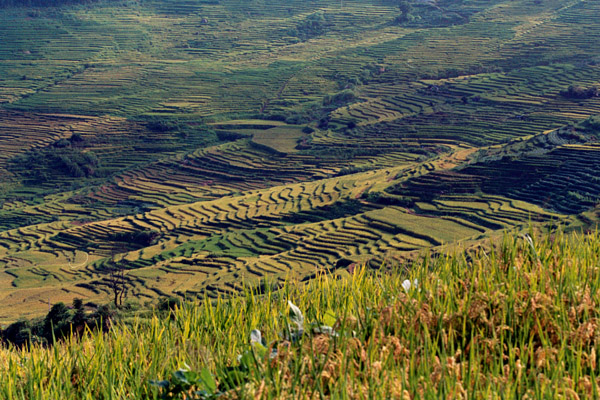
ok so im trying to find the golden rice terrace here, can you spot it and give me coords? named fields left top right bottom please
left=0, top=0, right=599, bottom=321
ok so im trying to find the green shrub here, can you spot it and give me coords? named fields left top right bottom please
left=158, top=296, right=182, bottom=312
left=43, top=303, right=71, bottom=341
left=322, top=89, right=356, bottom=107
left=560, top=85, right=600, bottom=99
left=10, top=147, right=101, bottom=181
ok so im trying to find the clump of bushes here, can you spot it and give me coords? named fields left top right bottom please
left=10, top=146, right=101, bottom=181
left=322, top=89, right=357, bottom=107
left=579, top=115, right=600, bottom=131
left=560, top=85, right=600, bottom=99
left=393, top=0, right=415, bottom=24
left=1, top=299, right=113, bottom=348
left=389, top=0, right=468, bottom=27
left=288, top=12, right=330, bottom=41
left=145, top=119, right=182, bottom=133
left=158, top=296, right=182, bottom=312
left=107, top=230, right=161, bottom=247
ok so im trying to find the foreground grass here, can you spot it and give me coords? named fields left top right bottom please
left=1, top=228, right=600, bottom=399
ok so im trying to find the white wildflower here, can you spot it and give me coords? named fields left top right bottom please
left=402, top=279, right=419, bottom=292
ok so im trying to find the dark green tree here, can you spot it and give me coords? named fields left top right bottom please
left=72, top=298, right=87, bottom=327
left=43, top=302, right=71, bottom=341
left=3, top=320, right=33, bottom=347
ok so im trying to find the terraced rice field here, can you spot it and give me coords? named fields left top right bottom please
left=0, top=0, right=599, bottom=321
